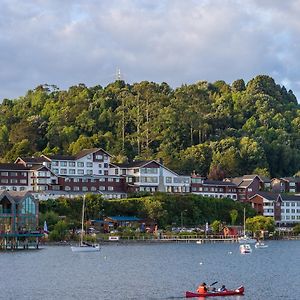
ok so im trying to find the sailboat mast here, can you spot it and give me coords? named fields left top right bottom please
left=80, top=195, right=85, bottom=245
left=243, top=207, right=246, bottom=236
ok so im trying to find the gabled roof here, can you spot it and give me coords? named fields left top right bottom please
left=42, top=148, right=111, bottom=161
left=280, top=177, right=300, bottom=183
left=250, top=192, right=300, bottom=202
left=226, top=174, right=263, bottom=188
left=250, top=192, right=278, bottom=201
left=15, top=156, right=50, bottom=164
left=0, top=163, right=30, bottom=171
left=0, top=190, right=33, bottom=203
left=113, top=160, right=154, bottom=168
left=75, top=148, right=112, bottom=159
left=113, top=160, right=180, bottom=176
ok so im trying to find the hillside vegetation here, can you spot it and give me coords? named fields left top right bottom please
left=1, top=75, right=299, bottom=178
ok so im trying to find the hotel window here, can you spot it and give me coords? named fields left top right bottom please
left=20, top=187, right=26, bottom=191
left=99, top=186, right=105, bottom=191
left=52, top=161, right=59, bottom=166
left=115, top=178, right=120, bottom=183
left=10, top=179, right=18, bottom=183
left=108, top=186, right=114, bottom=191
left=69, top=161, right=75, bottom=167
left=73, top=186, right=80, bottom=191
left=91, top=187, right=96, bottom=191
left=82, top=178, right=88, bottom=183
left=69, top=169, right=75, bottom=174
left=291, top=202, right=296, bottom=206
left=21, top=172, right=27, bottom=177
left=115, top=169, right=119, bottom=175
left=96, top=154, right=103, bottom=160
left=61, top=169, right=67, bottom=174
left=166, top=177, right=172, bottom=183
left=104, top=170, right=108, bottom=175
left=104, top=154, right=108, bottom=160
left=192, top=187, right=196, bottom=192
left=60, top=161, right=67, bottom=167
left=291, top=215, right=295, bottom=220
left=87, top=162, right=93, bottom=167
left=87, top=154, right=92, bottom=159
left=286, top=209, right=290, bottom=213
left=99, top=177, right=105, bottom=182
left=1, top=179, right=8, bottom=183
left=1, top=172, right=8, bottom=176
left=65, top=186, right=71, bottom=191
left=53, top=168, right=59, bottom=174
left=286, top=202, right=290, bottom=206
left=87, top=170, right=93, bottom=175
left=292, top=209, right=295, bottom=213
left=90, top=179, right=95, bottom=183
left=74, top=178, right=80, bottom=182
left=77, top=162, right=84, bottom=167
left=77, top=169, right=84, bottom=175
left=108, top=178, right=113, bottom=182
left=82, top=186, right=88, bottom=192
left=20, top=179, right=27, bottom=184
left=104, top=163, right=108, bottom=168
left=10, top=172, right=17, bottom=176
left=98, top=170, right=102, bottom=175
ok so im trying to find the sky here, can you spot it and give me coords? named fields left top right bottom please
left=1, top=0, right=300, bottom=101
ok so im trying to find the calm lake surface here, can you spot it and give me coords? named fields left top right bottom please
left=0, top=240, right=299, bottom=300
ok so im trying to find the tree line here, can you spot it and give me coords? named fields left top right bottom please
left=1, top=75, right=300, bottom=178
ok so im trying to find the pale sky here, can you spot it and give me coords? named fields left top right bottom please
left=1, top=0, right=300, bottom=100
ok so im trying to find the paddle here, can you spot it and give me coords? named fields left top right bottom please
left=210, top=281, right=218, bottom=286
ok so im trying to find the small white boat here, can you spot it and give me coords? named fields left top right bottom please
left=196, top=240, right=202, bottom=244
left=71, top=242, right=100, bottom=252
left=240, top=243, right=252, bottom=254
left=255, top=241, right=268, bottom=249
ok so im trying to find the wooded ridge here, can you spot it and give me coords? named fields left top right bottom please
left=1, top=75, right=299, bottom=178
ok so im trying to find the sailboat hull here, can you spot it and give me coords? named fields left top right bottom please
left=71, top=245, right=100, bottom=252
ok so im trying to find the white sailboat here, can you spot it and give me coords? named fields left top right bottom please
left=238, top=208, right=256, bottom=244
left=71, top=195, right=100, bottom=252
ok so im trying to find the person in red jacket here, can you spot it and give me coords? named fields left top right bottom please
left=197, top=282, right=208, bottom=293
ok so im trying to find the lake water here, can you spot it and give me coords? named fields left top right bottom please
left=0, top=240, right=299, bottom=300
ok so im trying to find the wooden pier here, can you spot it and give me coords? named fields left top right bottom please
left=0, top=233, right=44, bottom=250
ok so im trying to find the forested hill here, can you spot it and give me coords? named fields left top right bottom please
left=0, top=75, right=299, bottom=178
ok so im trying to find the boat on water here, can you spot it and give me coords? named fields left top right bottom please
left=240, top=243, right=252, bottom=254
left=71, top=195, right=100, bottom=252
left=185, top=286, right=244, bottom=298
left=238, top=208, right=256, bottom=244
left=255, top=241, right=268, bottom=249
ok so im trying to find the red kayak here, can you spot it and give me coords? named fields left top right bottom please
left=185, top=286, right=244, bottom=298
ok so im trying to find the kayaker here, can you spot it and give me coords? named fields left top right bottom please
left=197, top=282, right=208, bottom=293
left=219, top=285, right=227, bottom=291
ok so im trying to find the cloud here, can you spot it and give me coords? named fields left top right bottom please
left=1, top=0, right=300, bottom=100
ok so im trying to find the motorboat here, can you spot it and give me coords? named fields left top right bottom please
left=255, top=241, right=268, bottom=249
left=240, top=243, right=252, bottom=254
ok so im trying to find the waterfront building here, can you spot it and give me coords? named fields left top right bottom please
left=0, top=190, right=42, bottom=249
left=109, top=160, right=190, bottom=193
left=271, top=177, right=300, bottom=193
left=191, top=175, right=238, bottom=200
left=250, top=192, right=300, bottom=225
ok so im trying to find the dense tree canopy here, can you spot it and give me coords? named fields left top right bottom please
left=1, top=75, right=300, bottom=177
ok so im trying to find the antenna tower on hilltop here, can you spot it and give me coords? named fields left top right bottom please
left=116, top=68, right=122, bottom=81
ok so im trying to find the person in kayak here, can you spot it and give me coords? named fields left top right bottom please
left=197, top=282, right=208, bottom=293
left=218, top=285, right=227, bottom=291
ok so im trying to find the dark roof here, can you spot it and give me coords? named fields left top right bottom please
left=17, top=157, right=50, bottom=163
left=0, top=163, right=29, bottom=171
left=251, top=192, right=278, bottom=201
left=113, top=160, right=156, bottom=168
left=281, top=177, right=300, bottom=183
left=75, top=148, right=111, bottom=159
left=251, top=192, right=300, bottom=202
left=106, top=216, right=141, bottom=221
left=44, top=148, right=111, bottom=161
left=279, top=194, right=300, bottom=202
left=203, top=180, right=237, bottom=187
